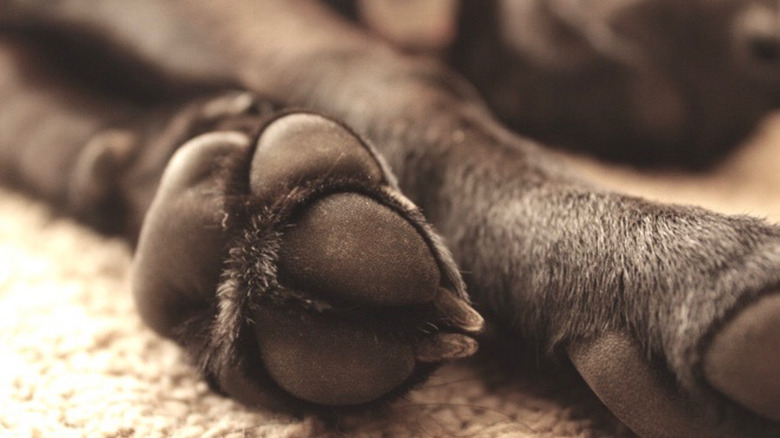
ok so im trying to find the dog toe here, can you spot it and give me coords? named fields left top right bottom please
left=277, top=192, right=440, bottom=306
left=432, top=287, right=485, bottom=333
left=569, top=332, right=717, bottom=437
left=253, top=306, right=416, bottom=406
left=250, top=113, right=385, bottom=202
left=703, top=293, right=780, bottom=422
left=414, top=332, right=479, bottom=362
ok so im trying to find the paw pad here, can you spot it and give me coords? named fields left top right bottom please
left=133, top=110, right=483, bottom=413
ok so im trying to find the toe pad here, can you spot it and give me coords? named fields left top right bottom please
left=704, top=293, right=780, bottom=422
left=277, top=192, right=441, bottom=306
left=250, top=113, right=385, bottom=201
left=254, top=306, right=416, bottom=406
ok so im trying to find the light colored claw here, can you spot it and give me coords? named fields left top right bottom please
left=435, top=288, right=485, bottom=333
left=415, top=333, right=479, bottom=362
left=201, top=91, right=257, bottom=118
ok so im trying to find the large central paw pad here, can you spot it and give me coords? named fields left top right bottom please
left=133, top=111, right=482, bottom=413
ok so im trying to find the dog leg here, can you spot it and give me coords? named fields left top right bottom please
left=154, top=5, right=780, bottom=433
left=0, top=35, right=142, bottom=229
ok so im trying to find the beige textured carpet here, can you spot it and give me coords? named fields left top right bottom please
left=1, top=114, right=779, bottom=437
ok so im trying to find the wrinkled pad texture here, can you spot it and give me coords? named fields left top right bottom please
left=1, top=114, right=779, bottom=436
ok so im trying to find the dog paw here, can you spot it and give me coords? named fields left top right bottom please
left=133, top=112, right=482, bottom=413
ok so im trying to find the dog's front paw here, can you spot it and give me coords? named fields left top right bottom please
left=133, top=112, right=482, bottom=413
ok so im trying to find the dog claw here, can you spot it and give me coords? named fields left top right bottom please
left=434, top=287, right=485, bottom=333
left=415, top=333, right=479, bottom=362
